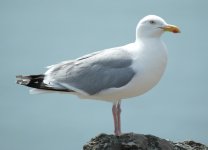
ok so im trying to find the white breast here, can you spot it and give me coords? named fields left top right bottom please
left=128, top=39, right=168, bottom=97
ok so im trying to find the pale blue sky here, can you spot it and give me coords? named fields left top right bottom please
left=0, top=0, right=208, bottom=150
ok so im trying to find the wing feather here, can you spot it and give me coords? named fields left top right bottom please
left=44, top=48, right=135, bottom=95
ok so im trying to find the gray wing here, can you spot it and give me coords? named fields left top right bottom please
left=45, top=48, right=135, bottom=95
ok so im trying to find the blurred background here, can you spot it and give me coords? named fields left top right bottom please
left=0, top=0, right=207, bottom=149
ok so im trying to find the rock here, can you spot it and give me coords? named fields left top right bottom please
left=83, top=133, right=208, bottom=150
left=173, top=141, right=208, bottom=150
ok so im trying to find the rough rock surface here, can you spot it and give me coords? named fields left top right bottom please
left=83, top=133, right=208, bottom=150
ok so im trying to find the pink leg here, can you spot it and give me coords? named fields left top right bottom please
left=112, top=104, right=118, bottom=135
left=112, top=100, right=122, bottom=136
left=117, top=101, right=121, bottom=135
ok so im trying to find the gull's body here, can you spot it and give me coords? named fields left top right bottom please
left=16, top=15, right=180, bottom=136
left=71, top=40, right=167, bottom=101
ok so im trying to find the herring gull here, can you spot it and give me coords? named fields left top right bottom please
left=16, top=15, right=180, bottom=136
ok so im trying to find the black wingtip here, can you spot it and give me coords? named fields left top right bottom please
left=16, top=74, right=74, bottom=93
left=16, top=74, right=45, bottom=86
left=16, top=75, right=30, bottom=85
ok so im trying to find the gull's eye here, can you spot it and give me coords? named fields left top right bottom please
left=149, top=20, right=156, bottom=24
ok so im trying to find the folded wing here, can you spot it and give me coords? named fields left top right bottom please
left=44, top=48, right=136, bottom=95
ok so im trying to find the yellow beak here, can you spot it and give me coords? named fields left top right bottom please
left=162, top=24, right=181, bottom=33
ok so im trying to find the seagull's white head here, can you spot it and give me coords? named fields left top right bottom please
left=136, top=15, right=180, bottom=39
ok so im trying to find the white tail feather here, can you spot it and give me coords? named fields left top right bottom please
left=29, top=88, right=51, bottom=94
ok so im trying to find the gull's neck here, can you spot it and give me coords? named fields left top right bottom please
left=135, top=36, right=162, bottom=44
